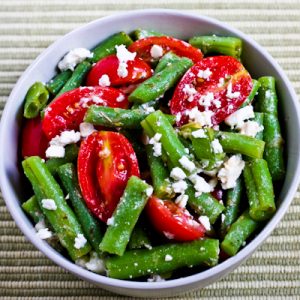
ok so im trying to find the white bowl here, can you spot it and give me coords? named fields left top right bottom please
left=0, top=9, right=299, bottom=298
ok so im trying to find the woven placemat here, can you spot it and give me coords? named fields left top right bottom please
left=0, top=0, right=300, bottom=298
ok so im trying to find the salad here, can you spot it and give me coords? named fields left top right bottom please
left=20, top=29, right=285, bottom=281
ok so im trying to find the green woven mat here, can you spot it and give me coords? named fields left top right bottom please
left=1, top=0, right=300, bottom=298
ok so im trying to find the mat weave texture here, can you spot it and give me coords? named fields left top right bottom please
left=0, top=0, right=300, bottom=299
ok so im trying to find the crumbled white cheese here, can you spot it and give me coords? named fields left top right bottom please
left=187, top=107, right=213, bottom=127
left=74, top=233, right=87, bottom=249
left=98, top=74, right=111, bottom=87
left=91, top=95, right=104, bottom=104
left=35, top=219, right=46, bottom=231
left=145, top=186, right=154, bottom=197
left=199, top=92, right=214, bottom=108
left=149, top=133, right=162, bottom=143
left=36, top=228, right=53, bottom=239
left=115, top=44, right=136, bottom=78
left=172, top=180, right=188, bottom=194
left=85, top=252, right=105, bottom=273
left=79, top=122, right=96, bottom=138
left=226, top=82, right=240, bottom=99
left=213, top=99, right=221, bottom=108
left=179, top=156, right=196, bottom=173
left=239, top=121, right=264, bottom=137
left=106, top=216, right=115, bottom=226
left=189, top=174, right=212, bottom=194
left=165, top=254, right=173, bottom=262
left=211, top=139, right=223, bottom=154
left=163, top=231, right=175, bottom=239
left=45, top=145, right=65, bottom=158
left=58, top=48, right=93, bottom=71
left=198, top=215, right=211, bottom=231
left=116, top=94, right=125, bottom=102
left=99, top=147, right=111, bottom=158
left=208, top=177, right=218, bottom=190
left=218, top=155, right=245, bottom=189
left=183, top=84, right=197, bottom=102
left=217, top=78, right=225, bottom=88
left=175, top=194, right=188, bottom=208
left=50, top=130, right=81, bottom=147
left=152, top=142, right=162, bottom=157
left=147, top=274, right=165, bottom=282
left=197, top=68, right=212, bottom=80
left=224, top=106, right=255, bottom=129
left=192, top=129, right=206, bottom=138
left=41, top=199, right=57, bottom=211
left=150, top=44, right=164, bottom=59
left=170, top=167, right=187, bottom=181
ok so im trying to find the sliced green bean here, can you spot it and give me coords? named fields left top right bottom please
left=155, top=52, right=181, bottom=73
left=22, top=156, right=91, bottom=260
left=129, top=57, right=193, bottom=104
left=46, top=144, right=79, bottom=176
left=221, top=210, right=260, bottom=256
left=89, top=32, right=133, bottom=63
left=58, top=163, right=105, bottom=255
left=240, top=79, right=261, bottom=108
left=106, top=238, right=219, bottom=279
left=243, top=159, right=276, bottom=221
left=131, top=29, right=165, bottom=40
left=55, top=61, right=91, bottom=98
left=22, top=195, right=44, bottom=224
left=253, top=112, right=264, bottom=140
left=189, top=35, right=242, bottom=59
left=23, top=82, right=49, bottom=119
left=46, top=70, right=72, bottom=96
left=99, top=176, right=151, bottom=256
left=128, top=224, right=152, bottom=250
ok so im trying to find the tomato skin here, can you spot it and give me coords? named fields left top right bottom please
left=86, top=55, right=152, bottom=87
left=170, top=56, right=253, bottom=126
left=128, top=36, right=203, bottom=63
left=146, top=196, right=206, bottom=242
left=78, top=131, right=140, bottom=223
left=22, top=116, right=48, bottom=158
left=42, top=86, right=128, bottom=140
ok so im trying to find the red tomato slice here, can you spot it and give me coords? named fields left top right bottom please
left=77, top=131, right=140, bottom=223
left=128, top=36, right=203, bottom=63
left=146, top=196, right=206, bottom=242
left=22, top=116, right=48, bottom=158
left=42, top=86, right=128, bottom=140
left=170, top=56, right=253, bottom=126
left=86, top=55, right=152, bottom=87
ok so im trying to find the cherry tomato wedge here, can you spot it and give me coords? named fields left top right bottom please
left=170, top=56, right=253, bottom=126
left=128, top=36, right=203, bottom=63
left=146, top=196, right=206, bottom=242
left=86, top=55, right=152, bottom=87
left=42, top=86, right=128, bottom=140
left=22, top=116, right=48, bottom=158
left=77, top=131, right=140, bottom=223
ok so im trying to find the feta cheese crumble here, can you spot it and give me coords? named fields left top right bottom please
left=239, top=120, right=264, bottom=137
left=192, top=129, right=206, bottom=138
left=175, top=194, right=189, bottom=208
left=115, top=44, right=136, bottom=78
left=147, top=274, right=165, bottom=282
left=165, top=254, right=173, bottom=261
left=106, top=216, right=115, bottom=226
left=79, top=122, right=96, bottom=138
left=198, top=215, right=211, bottom=231
left=45, top=145, right=65, bottom=158
left=149, top=133, right=162, bottom=157
left=189, top=174, right=212, bottom=195
left=183, top=84, right=197, bottom=102
left=187, top=107, right=213, bottom=127
left=172, top=180, right=188, bottom=194
left=150, top=44, right=164, bottom=59
left=218, top=155, right=245, bottom=189
left=145, top=186, right=154, bottom=197
left=58, top=48, right=93, bottom=71
left=74, top=233, right=87, bottom=249
left=226, top=82, right=240, bottom=99
left=179, top=156, right=196, bottom=173
left=211, top=139, right=223, bottom=154
left=199, top=92, right=214, bottom=108
left=224, top=106, right=255, bottom=129
left=170, top=167, right=187, bottom=181
left=98, top=74, right=111, bottom=87
left=197, top=68, right=212, bottom=80
left=41, top=199, right=57, bottom=211
left=85, top=252, right=105, bottom=273
left=36, top=228, right=53, bottom=239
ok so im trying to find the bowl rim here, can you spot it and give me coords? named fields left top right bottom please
left=1, top=8, right=300, bottom=291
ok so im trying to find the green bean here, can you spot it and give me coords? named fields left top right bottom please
left=146, top=144, right=173, bottom=199
left=106, top=238, right=219, bottom=279
left=46, top=144, right=79, bottom=176
left=253, top=112, right=264, bottom=140
left=255, top=76, right=278, bottom=115
left=155, top=52, right=181, bottom=73
left=58, top=163, right=105, bottom=255
left=89, top=32, right=133, bottom=63
left=243, top=159, right=276, bottom=221
left=128, top=224, right=152, bottom=250
left=22, top=195, right=44, bottom=224
left=99, top=176, right=151, bottom=256
left=23, top=82, right=49, bottom=118
left=189, top=35, right=242, bottom=59
left=128, top=57, right=193, bottom=104
left=263, top=113, right=285, bottom=181
left=216, top=131, right=265, bottom=159
left=221, top=210, right=260, bottom=256
left=46, top=70, right=72, bottom=96
left=55, top=61, right=91, bottom=98
left=131, top=29, right=165, bottom=40
left=22, top=156, right=91, bottom=260
left=186, top=185, right=225, bottom=224
left=240, top=79, right=261, bottom=108
left=220, top=177, right=243, bottom=238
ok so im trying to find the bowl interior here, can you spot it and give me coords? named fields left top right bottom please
left=0, top=9, right=299, bottom=298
